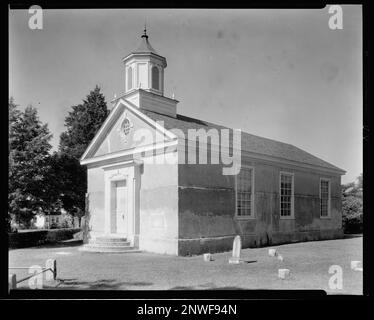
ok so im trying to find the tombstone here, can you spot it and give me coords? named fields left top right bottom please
left=278, top=269, right=290, bottom=279
left=268, top=248, right=277, bottom=257
left=229, top=235, right=242, bottom=264
left=203, top=253, right=212, bottom=262
left=277, top=254, right=284, bottom=262
left=351, top=261, right=362, bottom=270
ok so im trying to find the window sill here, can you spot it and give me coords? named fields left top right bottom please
left=279, top=216, right=295, bottom=220
left=235, top=215, right=256, bottom=220
left=320, top=215, right=331, bottom=219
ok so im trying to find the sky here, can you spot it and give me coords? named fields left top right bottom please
left=9, top=7, right=362, bottom=184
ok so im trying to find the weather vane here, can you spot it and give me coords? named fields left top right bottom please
left=142, top=20, right=148, bottom=39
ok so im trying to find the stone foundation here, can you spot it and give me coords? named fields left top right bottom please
left=177, top=228, right=344, bottom=256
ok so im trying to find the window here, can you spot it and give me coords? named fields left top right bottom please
left=120, top=117, right=133, bottom=142
left=320, top=179, right=330, bottom=217
left=280, top=172, right=294, bottom=218
left=236, top=167, right=254, bottom=217
left=127, top=67, right=133, bottom=90
left=151, top=66, right=159, bottom=90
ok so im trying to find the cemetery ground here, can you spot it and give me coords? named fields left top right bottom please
left=9, top=235, right=362, bottom=294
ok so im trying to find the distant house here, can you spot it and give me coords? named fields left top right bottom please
left=80, top=30, right=346, bottom=255
left=33, top=210, right=80, bottom=229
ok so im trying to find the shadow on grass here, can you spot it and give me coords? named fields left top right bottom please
left=241, top=260, right=257, bottom=264
left=56, top=278, right=153, bottom=290
left=170, top=285, right=245, bottom=290
left=170, top=282, right=246, bottom=290
left=28, top=240, right=83, bottom=249
left=343, top=234, right=362, bottom=239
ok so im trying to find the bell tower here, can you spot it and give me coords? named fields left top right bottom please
left=120, top=27, right=178, bottom=117
left=123, top=27, right=167, bottom=95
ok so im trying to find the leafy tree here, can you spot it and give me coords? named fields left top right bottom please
left=9, top=98, right=21, bottom=166
left=59, top=85, right=109, bottom=159
left=56, top=86, right=109, bottom=222
left=342, top=174, right=363, bottom=234
left=9, top=101, right=53, bottom=228
left=357, top=173, right=363, bottom=189
left=8, top=98, right=21, bottom=231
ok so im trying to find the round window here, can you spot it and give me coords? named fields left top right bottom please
left=122, top=118, right=131, bottom=136
left=120, top=117, right=133, bottom=142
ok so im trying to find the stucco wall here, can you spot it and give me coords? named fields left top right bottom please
left=138, top=152, right=179, bottom=255
left=87, top=166, right=106, bottom=238
left=86, top=153, right=179, bottom=255
left=177, top=156, right=343, bottom=255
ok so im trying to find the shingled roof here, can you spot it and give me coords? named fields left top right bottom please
left=133, top=36, right=158, bottom=55
left=142, top=109, right=345, bottom=174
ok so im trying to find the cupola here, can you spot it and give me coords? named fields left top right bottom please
left=120, top=27, right=178, bottom=117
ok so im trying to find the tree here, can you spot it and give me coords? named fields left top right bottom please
left=9, top=101, right=53, bottom=228
left=342, top=174, right=363, bottom=234
left=56, top=86, right=109, bottom=221
left=8, top=98, right=21, bottom=231
left=59, top=85, right=109, bottom=159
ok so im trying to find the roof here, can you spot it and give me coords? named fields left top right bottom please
left=142, top=109, right=345, bottom=173
left=132, top=35, right=158, bottom=55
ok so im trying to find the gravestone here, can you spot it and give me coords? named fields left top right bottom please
left=268, top=248, right=277, bottom=257
left=278, top=269, right=290, bottom=279
left=229, top=235, right=242, bottom=264
left=277, top=254, right=284, bottom=262
left=203, top=253, right=212, bottom=262
left=351, top=261, right=362, bottom=270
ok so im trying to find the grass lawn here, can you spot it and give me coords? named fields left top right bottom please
left=8, top=236, right=363, bottom=294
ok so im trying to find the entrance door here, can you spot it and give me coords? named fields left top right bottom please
left=114, top=180, right=127, bottom=235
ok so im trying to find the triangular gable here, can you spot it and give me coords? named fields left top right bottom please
left=80, top=99, right=177, bottom=163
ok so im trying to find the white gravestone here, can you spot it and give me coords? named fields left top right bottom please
left=268, top=248, right=277, bottom=257
left=351, top=261, right=362, bottom=271
left=203, top=253, right=212, bottom=262
left=277, top=254, right=284, bottom=262
left=278, top=269, right=290, bottom=279
left=229, top=235, right=242, bottom=264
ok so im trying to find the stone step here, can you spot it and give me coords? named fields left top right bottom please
left=79, top=244, right=141, bottom=253
left=88, top=241, right=131, bottom=247
left=94, top=237, right=128, bottom=243
left=79, top=235, right=140, bottom=253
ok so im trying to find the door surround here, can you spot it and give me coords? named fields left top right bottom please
left=110, top=178, right=127, bottom=235
left=103, top=160, right=142, bottom=246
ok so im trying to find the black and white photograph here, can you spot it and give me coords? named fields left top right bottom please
left=6, top=3, right=367, bottom=304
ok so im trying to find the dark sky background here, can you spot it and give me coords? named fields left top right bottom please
left=9, top=7, right=362, bottom=183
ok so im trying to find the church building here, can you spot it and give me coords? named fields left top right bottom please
left=80, top=30, right=345, bottom=255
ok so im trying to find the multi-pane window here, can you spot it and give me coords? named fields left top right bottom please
left=236, top=167, right=254, bottom=217
left=320, top=179, right=330, bottom=217
left=280, top=173, right=294, bottom=218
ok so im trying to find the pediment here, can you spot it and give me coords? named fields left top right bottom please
left=80, top=99, right=176, bottom=163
